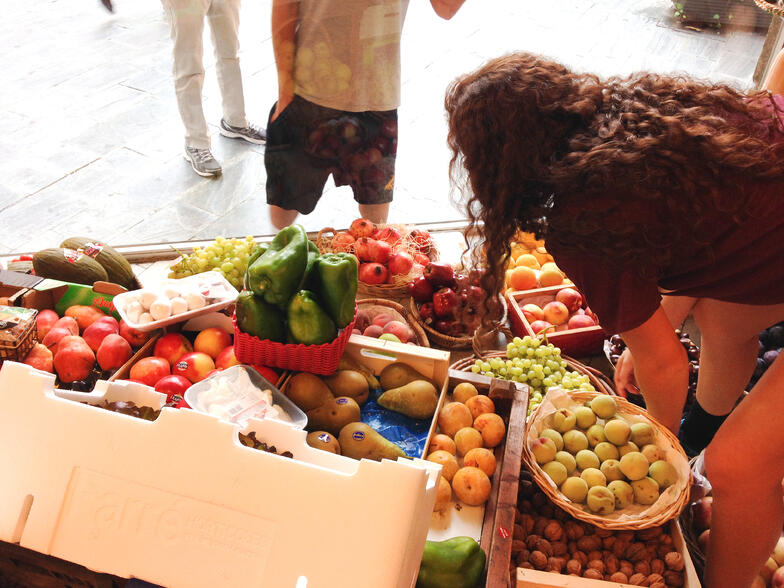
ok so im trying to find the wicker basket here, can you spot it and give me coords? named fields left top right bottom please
left=524, top=389, right=692, bottom=530
left=409, top=296, right=508, bottom=351
left=754, top=0, right=784, bottom=17
left=316, top=225, right=439, bottom=301
left=356, top=298, right=429, bottom=347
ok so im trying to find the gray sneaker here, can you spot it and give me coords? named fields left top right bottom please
left=184, top=146, right=222, bottom=177
left=219, top=119, right=266, bottom=144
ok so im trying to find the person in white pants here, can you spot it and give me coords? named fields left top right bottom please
left=162, top=0, right=266, bottom=177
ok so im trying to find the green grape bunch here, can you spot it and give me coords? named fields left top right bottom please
left=169, top=236, right=258, bottom=291
left=470, top=336, right=595, bottom=415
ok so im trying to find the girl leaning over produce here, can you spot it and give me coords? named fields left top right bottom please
left=444, top=51, right=784, bottom=588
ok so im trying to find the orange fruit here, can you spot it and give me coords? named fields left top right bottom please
left=539, top=268, right=564, bottom=287
left=509, top=266, right=538, bottom=291
left=515, top=253, right=541, bottom=269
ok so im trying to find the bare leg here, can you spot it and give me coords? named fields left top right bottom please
left=269, top=205, right=299, bottom=230
left=358, top=202, right=390, bottom=224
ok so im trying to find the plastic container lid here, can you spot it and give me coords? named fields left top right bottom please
left=184, top=365, right=307, bottom=429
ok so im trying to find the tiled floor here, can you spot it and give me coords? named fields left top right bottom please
left=1, top=0, right=769, bottom=254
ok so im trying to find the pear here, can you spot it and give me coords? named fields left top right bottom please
left=322, top=369, right=370, bottom=405
left=286, top=372, right=334, bottom=412
left=306, top=396, right=361, bottom=437
left=338, top=356, right=380, bottom=389
left=339, top=422, right=407, bottom=461
left=379, top=362, right=436, bottom=391
left=378, top=380, right=439, bottom=419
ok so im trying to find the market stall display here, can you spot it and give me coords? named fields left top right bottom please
left=354, top=297, right=429, bottom=346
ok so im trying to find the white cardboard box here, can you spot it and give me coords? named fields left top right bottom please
left=0, top=361, right=440, bottom=588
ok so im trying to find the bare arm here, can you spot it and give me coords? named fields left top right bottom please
left=620, top=306, right=690, bottom=433
left=763, top=47, right=784, bottom=95
left=271, top=0, right=299, bottom=121
left=429, top=0, right=465, bottom=19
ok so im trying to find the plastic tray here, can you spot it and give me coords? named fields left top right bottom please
left=113, top=272, right=238, bottom=332
left=185, top=364, right=307, bottom=428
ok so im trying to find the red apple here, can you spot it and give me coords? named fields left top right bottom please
left=358, top=263, right=388, bottom=285
left=129, top=356, right=171, bottom=387
left=522, top=303, right=544, bottom=323
left=368, top=239, right=392, bottom=264
left=154, top=333, right=193, bottom=366
left=214, top=345, right=240, bottom=370
left=349, top=218, right=375, bottom=239
left=432, top=287, right=459, bottom=318
left=419, top=302, right=435, bottom=322
left=120, top=320, right=153, bottom=347
left=194, top=327, right=232, bottom=359
left=529, top=320, right=553, bottom=335
left=382, top=321, right=412, bottom=344
left=154, top=374, right=192, bottom=403
left=331, top=231, right=356, bottom=252
left=172, top=351, right=215, bottom=383
left=423, top=262, right=455, bottom=288
left=42, top=327, right=72, bottom=355
left=555, top=287, right=583, bottom=313
left=408, top=276, right=434, bottom=303
left=363, top=325, right=384, bottom=338
left=35, top=309, right=60, bottom=339
left=567, top=314, right=596, bottom=329
left=354, top=237, right=376, bottom=262
left=83, top=320, right=120, bottom=352
left=542, top=301, right=569, bottom=326
left=388, top=251, right=414, bottom=276
left=372, top=226, right=403, bottom=246
left=24, top=343, right=54, bottom=373
left=96, top=333, right=133, bottom=371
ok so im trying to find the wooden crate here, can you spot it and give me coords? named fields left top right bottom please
left=506, top=286, right=605, bottom=358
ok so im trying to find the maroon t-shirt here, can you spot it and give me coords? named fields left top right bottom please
left=548, top=97, right=784, bottom=335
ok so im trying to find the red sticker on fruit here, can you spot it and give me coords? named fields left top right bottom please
left=497, top=526, right=510, bottom=539
left=63, top=248, right=82, bottom=264
left=81, top=242, right=104, bottom=258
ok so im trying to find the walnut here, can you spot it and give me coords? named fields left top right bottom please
left=663, top=570, right=684, bottom=587
left=566, top=559, right=583, bottom=575
left=665, top=551, right=684, bottom=571
left=511, top=539, right=527, bottom=554
left=603, top=553, right=620, bottom=575
left=515, top=550, right=530, bottom=566
left=587, top=550, right=603, bottom=563
left=634, top=560, right=651, bottom=576
left=628, top=573, right=650, bottom=586
left=625, top=542, right=647, bottom=562
left=547, top=557, right=566, bottom=572
left=552, top=541, right=568, bottom=557
left=544, top=520, right=564, bottom=542
left=616, top=531, right=635, bottom=543
left=595, top=527, right=614, bottom=538
left=587, top=560, right=605, bottom=575
left=519, top=561, right=534, bottom=569
left=533, top=517, right=549, bottom=536
left=519, top=480, right=534, bottom=497
left=525, top=534, right=541, bottom=551
left=553, top=507, right=569, bottom=522
left=572, top=551, right=588, bottom=566
left=539, top=504, right=554, bottom=518
left=531, top=493, right=547, bottom=508
left=565, top=521, right=585, bottom=541
left=568, top=541, right=577, bottom=554
left=613, top=539, right=631, bottom=558
left=513, top=524, right=525, bottom=539
left=583, top=569, right=603, bottom=580
left=659, top=534, right=673, bottom=546
left=519, top=499, right=533, bottom=513
left=519, top=513, right=535, bottom=535
left=620, top=560, right=634, bottom=578
left=649, top=583, right=666, bottom=588
left=647, top=573, right=665, bottom=585
left=577, top=535, right=601, bottom=553
left=514, top=508, right=524, bottom=523
left=650, top=558, right=665, bottom=575
left=602, top=535, right=616, bottom=550
left=636, top=526, right=663, bottom=541
left=530, top=550, right=548, bottom=570
left=609, top=572, right=629, bottom=583
left=535, top=538, right=553, bottom=557
left=657, top=544, right=672, bottom=558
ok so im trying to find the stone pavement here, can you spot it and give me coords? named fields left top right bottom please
left=0, top=0, right=768, bottom=255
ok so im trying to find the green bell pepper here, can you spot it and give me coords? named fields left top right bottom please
left=243, top=243, right=268, bottom=291
left=299, top=239, right=320, bottom=290
left=313, top=253, right=358, bottom=328
left=247, top=224, right=308, bottom=307
left=287, top=290, right=337, bottom=345
left=416, top=537, right=486, bottom=588
left=235, top=291, right=286, bottom=342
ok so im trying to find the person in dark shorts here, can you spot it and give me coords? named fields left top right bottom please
left=267, top=0, right=465, bottom=229
left=444, top=52, right=784, bottom=588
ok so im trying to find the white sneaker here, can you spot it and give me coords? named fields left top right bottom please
left=220, top=119, right=267, bottom=144
left=184, top=146, right=222, bottom=177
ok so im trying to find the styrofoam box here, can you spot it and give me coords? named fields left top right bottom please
left=0, top=361, right=440, bottom=588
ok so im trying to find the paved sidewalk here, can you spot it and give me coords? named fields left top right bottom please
left=0, top=0, right=767, bottom=254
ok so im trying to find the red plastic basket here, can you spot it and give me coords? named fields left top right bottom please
left=232, top=307, right=357, bottom=375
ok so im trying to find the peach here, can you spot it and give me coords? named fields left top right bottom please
left=567, top=314, right=596, bottom=329
left=473, top=412, right=506, bottom=448
left=23, top=343, right=54, bottom=373
left=96, top=333, right=133, bottom=371
left=82, top=320, right=119, bottom=352
left=438, top=402, right=473, bottom=437
left=561, top=477, right=589, bottom=503
left=382, top=320, right=412, bottom=344
left=619, top=452, right=649, bottom=481
left=691, top=496, right=713, bottom=532
left=555, top=287, right=582, bottom=313
left=463, top=447, right=497, bottom=477
left=631, top=477, right=660, bottom=505
left=214, top=345, right=240, bottom=370
left=354, top=309, right=372, bottom=332
left=554, top=451, right=576, bottom=474
left=172, top=351, right=215, bottom=383
left=129, top=356, right=171, bottom=387
left=604, top=419, right=631, bottom=445
left=542, top=301, right=569, bottom=326
left=429, top=433, right=457, bottom=455
left=617, top=441, right=640, bottom=457
left=574, top=406, right=596, bottom=429
left=600, top=459, right=625, bottom=482
left=563, top=429, right=589, bottom=454
left=464, top=395, right=495, bottom=420
left=590, top=394, right=617, bottom=419
left=452, top=382, right=478, bottom=404
left=531, top=437, right=557, bottom=464
left=35, top=309, right=60, bottom=339
left=641, top=444, right=664, bottom=464
left=119, top=320, right=153, bottom=347
left=426, top=450, right=459, bottom=482
left=542, top=461, right=568, bottom=486
left=539, top=268, right=564, bottom=287
left=552, top=408, right=576, bottom=433
left=154, top=333, right=193, bottom=366
left=575, top=449, right=600, bottom=470
left=521, top=303, right=544, bottom=322
left=193, top=327, right=232, bottom=359
left=451, top=466, right=492, bottom=506
left=362, top=324, right=384, bottom=338
left=580, top=468, right=606, bottom=488
left=454, top=427, right=484, bottom=456
left=586, top=486, right=615, bottom=514
left=649, top=460, right=678, bottom=489
left=607, top=480, right=634, bottom=509
left=630, top=422, right=656, bottom=447
left=540, top=428, right=564, bottom=451
left=529, top=320, right=552, bottom=335
left=594, top=441, right=620, bottom=462
left=371, top=313, right=395, bottom=327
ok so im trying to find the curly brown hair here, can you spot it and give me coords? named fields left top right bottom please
left=445, top=52, right=784, bottom=306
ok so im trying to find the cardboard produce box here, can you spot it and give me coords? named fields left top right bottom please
left=0, top=360, right=440, bottom=588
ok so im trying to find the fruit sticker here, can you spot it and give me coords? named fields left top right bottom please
left=352, top=430, right=365, bottom=441
left=63, top=248, right=84, bottom=264
left=336, top=397, right=348, bottom=405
